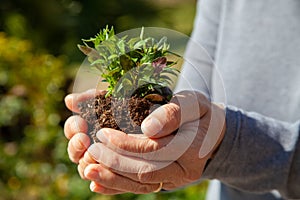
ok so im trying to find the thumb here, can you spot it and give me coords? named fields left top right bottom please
left=141, top=90, right=210, bottom=138
left=64, top=89, right=106, bottom=113
left=141, top=103, right=180, bottom=138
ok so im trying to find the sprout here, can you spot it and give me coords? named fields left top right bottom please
left=78, top=26, right=180, bottom=99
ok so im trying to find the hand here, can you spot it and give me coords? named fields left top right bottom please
left=64, top=89, right=103, bottom=178
left=81, top=90, right=226, bottom=194
left=64, top=89, right=169, bottom=193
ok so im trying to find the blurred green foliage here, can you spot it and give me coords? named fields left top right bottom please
left=0, top=0, right=196, bottom=61
left=0, top=0, right=208, bottom=199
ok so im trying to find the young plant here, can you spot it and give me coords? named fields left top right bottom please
left=77, top=26, right=181, bottom=138
left=78, top=26, right=180, bottom=100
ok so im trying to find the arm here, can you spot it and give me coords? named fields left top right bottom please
left=64, top=90, right=300, bottom=198
left=175, top=0, right=222, bottom=97
left=65, top=90, right=226, bottom=194
left=203, top=106, right=300, bottom=199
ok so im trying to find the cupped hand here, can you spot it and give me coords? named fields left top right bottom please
left=63, top=89, right=173, bottom=193
left=81, top=90, right=226, bottom=194
left=64, top=89, right=106, bottom=179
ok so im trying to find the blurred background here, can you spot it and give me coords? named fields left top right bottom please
left=0, top=0, right=209, bottom=199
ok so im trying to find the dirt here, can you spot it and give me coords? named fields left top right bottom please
left=78, top=93, right=164, bottom=143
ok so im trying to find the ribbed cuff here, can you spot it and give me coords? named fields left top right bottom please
left=202, top=106, right=240, bottom=179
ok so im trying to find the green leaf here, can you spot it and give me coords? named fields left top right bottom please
left=120, top=54, right=134, bottom=72
left=156, top=36, right=167, bottom=50
left=108, top=54, right=119, bottom=60
left=133, top=40, right=146, bottom=49
left=162, top=68, right=180, bottom=77
left=127, top=37, right=141, bottom=50
left=117, top=39, right=126, bottom=54
left=90, top=60, right=106, bottom=71
left=139, top=27, right=145, bottom=40
left=166, top=61, right=178, bottom=67
left=159, top=74, right=173, bottom=80
left=78, top=25, right=181, bottom=99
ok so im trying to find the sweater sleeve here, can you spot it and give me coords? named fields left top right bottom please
left=203, top=106, right=300, bottom=199
left=175, top=0, right=222, bottom=98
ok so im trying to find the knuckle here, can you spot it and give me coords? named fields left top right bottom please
left=67, top=141, right=79, bottom=163
left=78, top=158, right=87, bottom=170
left=64, top=116, right=88, bottom=139
left=137, top=166, right=155, bottom=183
left=74, top=133, right=90, bottom=150
left=184, top=170, right=201, bottom=183
left=67, top=135, right=89, bottom=163
left=135, top=185, right=154, bottom=194
left=165, top=104, right=181, bottom=125
left=77, top=163, right=87, bottom=180
left=83, top=151, right=96, bottom=164
left=138, top=172, right=153, bottom=183
left=108, top=155, right=121, bottom=170
left=106, top=173, right=118, bottom=188
left=140, top=139, right=159, bottom=153
left=115, top=140, right=128, bottom=152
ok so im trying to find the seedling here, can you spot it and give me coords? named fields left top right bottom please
left=77, top=26, right=180, bottom=141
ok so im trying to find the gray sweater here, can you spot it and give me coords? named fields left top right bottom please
left=176, top=0, right=300, bottom=199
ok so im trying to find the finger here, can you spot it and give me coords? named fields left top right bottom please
left=85, top=151, right=195, bottom=190
left=97, top=120, right=199, bottom=162
left=114, top=161, right=186, bottom=185
left=88, top=142, right=171, bottom=173
left=64, top=89, right=106, bottom=113
left=83, top=151, right=98, bottom=164
left=78, top=152, right=98, bottom=179
left=141, top=103, right=180, bottom=138
left=90, top=181, right=124, bottom=195
left=97, top=128, right=172, bottom=154
left=141, top=90, right=210, bottom=138
left=78, top=159, right=87, bottom=180
left=67, top=133, right=90, bottom=163
left=84, top=164, right=162, bottom=194
left=64, top=115, right=88, bottom=139
left=96, top=128, right=189, bottom=161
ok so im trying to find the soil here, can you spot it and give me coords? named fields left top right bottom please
left=78, top=93, right=165, bottom=143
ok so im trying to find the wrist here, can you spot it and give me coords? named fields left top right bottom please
left=209, top=103, right=226, bottom=159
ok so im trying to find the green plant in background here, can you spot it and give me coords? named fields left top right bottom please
left=0, top=33, right=86, bottom=200
left=0, top=0, right=196, bottom=62
left=78, top=26, right=179, bottom=99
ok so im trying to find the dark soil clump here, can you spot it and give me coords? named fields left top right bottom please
left=78, top=93, right=161, bottom=143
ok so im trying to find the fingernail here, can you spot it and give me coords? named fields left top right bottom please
left=90, top=181, right=96, bottom=192
left=90, top=181, right=104, bottom=193
left=64, top=94, right=73, bottom=104
left=141, top=117, right=163, bottom=136
left=96, top=129, right=109, bottom=143
left=64, top=94, right=71, bottom=100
